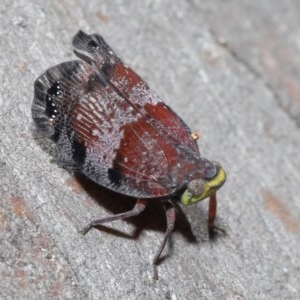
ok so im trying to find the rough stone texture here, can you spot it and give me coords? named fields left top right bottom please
left=1, top=1, right=299, bottom=299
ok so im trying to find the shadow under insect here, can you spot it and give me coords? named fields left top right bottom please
left=75, top=173, right=227, bottom=272
left=75, top=173, right=199, bottom=246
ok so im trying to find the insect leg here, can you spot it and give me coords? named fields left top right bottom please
left=81, top=198, right=148, bottom=235
left=152, top=201, right=175, bottom=279
left=208, top=193, right=217, bottom=238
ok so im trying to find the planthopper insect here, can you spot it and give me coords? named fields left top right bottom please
left=32, top=30, right=226, bottom=279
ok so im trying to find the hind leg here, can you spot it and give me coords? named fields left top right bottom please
left=81, top=199, right=148, bottom=234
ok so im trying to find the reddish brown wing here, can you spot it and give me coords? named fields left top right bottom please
left=97, top=49, right=203, bottom=196
left=32, top=31, right=203, bottom=198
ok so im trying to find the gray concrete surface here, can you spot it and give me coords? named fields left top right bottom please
left=1, top=1, right=300, bottom=299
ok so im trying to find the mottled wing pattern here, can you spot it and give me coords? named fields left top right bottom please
left=32, top=31, right=205, bottom=198
left=33, top=61, right=89, bottom=167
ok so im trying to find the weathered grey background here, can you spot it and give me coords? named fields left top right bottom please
left=1, top=1, right=300, bottom=299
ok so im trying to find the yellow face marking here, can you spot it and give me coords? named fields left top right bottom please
left=181, top=167, right=226, bottom=205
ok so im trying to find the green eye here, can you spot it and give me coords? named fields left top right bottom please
left=181, top=166, right=226, bottom=205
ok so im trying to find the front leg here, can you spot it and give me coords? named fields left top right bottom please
left=208, top=193, right=217, bottom=238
